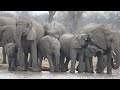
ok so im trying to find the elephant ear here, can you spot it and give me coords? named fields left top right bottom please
left=26, top=28, right=36, bottom=40
left=70, top=34, right=83, bottom=49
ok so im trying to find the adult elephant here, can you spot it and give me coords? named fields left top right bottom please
left=59, top=33, right=92, bottom=73
left=0, top=16, right=16, bottom=64
left=75, top=23, right=120, bottom=74
left=44, top=22, right=67, bottom=39
left=15, top=17, right=44, bottom=71
left=38, top=35, right=61, bottom=72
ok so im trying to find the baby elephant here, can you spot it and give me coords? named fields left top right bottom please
left=5, top=43, right=18, bottom=71
left=83, top=45, right=104, bottom=73
left=38, top=35, right=61, bottom=72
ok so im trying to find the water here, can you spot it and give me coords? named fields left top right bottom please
left=0, top=69, right=120, bottom=79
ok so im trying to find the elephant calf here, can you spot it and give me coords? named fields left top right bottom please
left=83, top=45, right=104, bottom=73
left=38, top=35, right=61, bottom=72
left=4, top=43, right=18, bottom=71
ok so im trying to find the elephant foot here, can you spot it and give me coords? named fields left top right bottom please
left=85, top=71, right=94, bottom=73
left=50, top=67, right=55, bottom=72
left=107, top=69, right=112, bottom=74
left=78, top=70, right=84, bottom=73
left=70, top=69, right=75, bottom=73
left=2, top=61, right=7, bottom=64
left=17, top=66, right=27, bottom=71
left=61, top=68, right=67, bottom=72
left=32, top=67, right=41, bottom=72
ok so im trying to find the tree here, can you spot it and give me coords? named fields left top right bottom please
left=48, top=11, right=56, bottom=23
left=64, top=11, right=84, bottom=33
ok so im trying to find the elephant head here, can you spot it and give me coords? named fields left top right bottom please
left=15, top=18, right=36, bottom=47
left=70, top=33, right=88, bottom=49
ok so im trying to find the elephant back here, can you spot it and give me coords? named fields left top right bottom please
left=76, top=24, right=112, bottom=49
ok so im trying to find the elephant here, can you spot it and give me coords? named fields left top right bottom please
left=59, top=33, right=92, bottom=73
left=15, top=17, right=44, bottom=72
left=83, top=45, right=104, bottom=73
left=44, top=22, right=67, bottom=39
left=0, top=16, right=16, bottom=64
left=37, top=35, right=61, bottom=72
left=4, top=43, right=18, bottom=71
left=75, top=23, right=120, bottom=74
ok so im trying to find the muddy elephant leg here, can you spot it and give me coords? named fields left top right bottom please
left=96, top=55, right=105, bottom=74
left=31, top=42, right=40, bottom=72
left=70, top=49, right=77, bottom=73
left=60, top=55, right=67, bottom=72
left=77, top=50, right=84, bottom=73
left=107, top=48, right=112, bottom=74
left=2, top=47, right=6, bottom=64
left=28, top=54, right=32, bottom=67
left=17, top=47, right=26, bottom=71
left=64, top=57, right=70, bottom=71
left=47, top=54, right=54, bottom=72
left=24, top=53, right=28, bottom=70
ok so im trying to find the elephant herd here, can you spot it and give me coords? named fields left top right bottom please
left=0, top=16, right=120, bottom=74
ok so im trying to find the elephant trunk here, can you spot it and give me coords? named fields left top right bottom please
left=15, top=30, right=23, bottom=48
left=111, top=48, right=120, bottom=69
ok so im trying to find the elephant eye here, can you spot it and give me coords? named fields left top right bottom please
left=26, top=24, right=29, bottom=28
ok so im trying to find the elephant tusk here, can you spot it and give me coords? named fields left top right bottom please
left=112, top=50, right=116, bottom=56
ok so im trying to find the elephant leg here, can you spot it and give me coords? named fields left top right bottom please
left=84, top=57, right=93, bottom=73
left=17, top=47, right=26, bottom=71
left=2, top=47, right=6, bottom=64
left=107, top=48, right=112, bottom=74
left=31, top=42, right=40, bottom=72
left=55, top=55, right=60, bottom=72
left=96, top=55, right=105, bottom=74
left=8, top=56, right=12, bottom=71
left=37, top=52, right=42, bottom=72
left=89, top=57, right=94, bottom=73
left=24, top=53, right=28, bottom=70
left=60, top=55, right=66, bottom=72
left=64, top=57, right=70, bottom=71
left=70, top=49, right=77, bottom=73
left=47, top=54, right=54, bottom=72
left=28, top=54, right=32, bottom=67
left=11, top=57, right=16, bottom=71
left=77, top=50, right=84, bottom=73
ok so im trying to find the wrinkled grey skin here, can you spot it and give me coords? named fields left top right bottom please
left=75, top=24, right=120, bottom=74
left=59, top=33, right=91, bottom=73
left=38, top=35, right=61, bottom=72
left=44, top=22, right=67, bottom=39
left=4, top=43, right=18, bottom=71
left=15, top=17, right=44, bottom=72
left=0, top=16, right=16, bottom=64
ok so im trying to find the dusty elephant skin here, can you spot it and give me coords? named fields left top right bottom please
left=0, top=16, right=16, bottom=64
left=75, top=23, right=120, bottom=74
left=59, top=33, right=92, bottom=73
left=44, top=22, right=67, bottom=39
left=38, top=35, right=61, bottom=72
left=15, top=17, right=44, bottom=72
left=4, top=43, right=18, bottom=71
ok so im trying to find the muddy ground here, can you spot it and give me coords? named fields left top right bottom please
left=0, top=47, right=120, bottom=79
